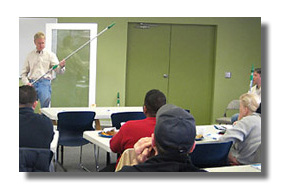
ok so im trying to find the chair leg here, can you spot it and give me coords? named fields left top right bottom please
left=79, top=145, right=90, bottom=172
left=56, top=145, right=59, bottom=163
left=55, top=145, right=67, bottom=172
left=61, top=145, right=64, bottom=165
left=54, top=146, right=58, bottom=172
left=49, top=154, right=55, bottom=172
left=56, top=145, right=93, bottom=172
left=80, top=145, right=83, bottom=165
left=106, top=152, right=111, bottom=165
left=94, top=145, right=100, bottom=171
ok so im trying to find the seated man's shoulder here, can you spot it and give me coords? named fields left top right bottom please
left=121, top=119, right=144, bottom=129
left=33, top=113, right=53, bottom=126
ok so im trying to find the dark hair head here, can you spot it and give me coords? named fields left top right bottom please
left=19, top=85, right=37, bottom=107
left=144, top=89, right=166, bottom=117
left=254, top=68, right=261, bottom=75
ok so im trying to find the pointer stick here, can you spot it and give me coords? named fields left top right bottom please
left=31, top=23, right=116, bottom=85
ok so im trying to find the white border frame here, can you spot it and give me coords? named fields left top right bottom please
left=46, top=23, right=98, bottom=106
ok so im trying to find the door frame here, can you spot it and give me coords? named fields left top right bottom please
left=46, top=23, right=98, bottom=106
left=125, top=22, right=216, bottom=124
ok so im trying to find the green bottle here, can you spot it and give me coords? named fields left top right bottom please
left=117, top=92, right=120, bottom=107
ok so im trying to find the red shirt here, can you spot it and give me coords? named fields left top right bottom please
left=110, top=117, right=156, bottom=154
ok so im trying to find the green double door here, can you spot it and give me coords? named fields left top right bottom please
left=126, top=23, right=216, bottom=125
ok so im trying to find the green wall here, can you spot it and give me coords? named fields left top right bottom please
left=38, top=17, right=260, bottom=123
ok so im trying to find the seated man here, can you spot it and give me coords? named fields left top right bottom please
left=119, top=104, right=206, bottom=172
left=19, top=85, right=54, bottom=149
left=110, top=89, right=166, bottom=166
left=231, top=68, right=261, bottom=123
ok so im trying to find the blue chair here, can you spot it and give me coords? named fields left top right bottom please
left=111, top=111, right=146, bottom=129
left=19, top=147, right=53, bottom=172
left=57, top=111, right=95, bottom=171
left=189, top=141, right=232, bottom=168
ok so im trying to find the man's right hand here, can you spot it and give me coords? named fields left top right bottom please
left=134, top=137, right=154, bottom=163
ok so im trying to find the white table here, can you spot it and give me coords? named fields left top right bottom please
left=83, top=125, right=231, bottom=153
left=41, top=106, right=143, bottom=120
left=195, top=124, right=233, bottom=143
left=206, top=164, right=261, bottom=172
left=83, top=130, right=115, bottom=171
left=84, top=130, right=112, bottom=153
left=42, top=106, right=143, bottom=130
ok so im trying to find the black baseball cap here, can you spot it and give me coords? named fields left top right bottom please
left=154, top=104, right=196, bottom=154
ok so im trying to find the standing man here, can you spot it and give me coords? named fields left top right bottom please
left=21, top=32, right=66, bottom=108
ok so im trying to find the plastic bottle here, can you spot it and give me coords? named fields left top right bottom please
left=117, top=92, right=120, bottom=107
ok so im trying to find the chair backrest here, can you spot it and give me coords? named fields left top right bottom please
left=224, top=100, right=240, bottom=117
left=226, top=100, right=240, bottom=110
left=57, top=111, right=95, bottom=146
left=115, top=148, right=138, bottom=172
left=57, top=111, right=95, bottom=132
left=19, top=147, right=53, bottom=172
left=111, top=112, right=146, bottom=129
left=189, top=141, right=232, bottom=168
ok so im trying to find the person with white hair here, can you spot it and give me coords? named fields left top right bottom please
left=219, top=93, right=261, bottom=165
